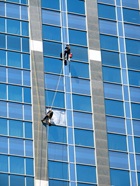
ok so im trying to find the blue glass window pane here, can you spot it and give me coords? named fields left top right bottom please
left=129, top=70, right=140, bottom=86
left=0, top=101, right=7, bottom=117
left=8, top=68, right=22, bottom=84
left=69, top=29, right=87, bottom=46
left=43, top=25, right=61, bottom=41
left=77, top=165, right=96, bottom=183
left=72, top=78, right=90, bottom=95
left=10, top=175, right=25, bottom=186
left=0, top=174, right=8, bottom=186
left=122, top=0, right=139, bottom=8
left=75, top=129, right=94, bottom=147
left=24, top=87, right=31, bottom=103
left=104, top=83, right=122, bottom=100
left=46, top=90, right=64, bottom=108
left=48, top=143, right=67, bottom=161
left=24, top=105, right=32, bottom=120
left=138, top=173, right=140, bottom=186
left=130, top=87, right=140, bottom=102
left=73, top=112, right=93, bottom=129
left=8, top=0, right=19, bottom=3
left=67, top=0, right=85, bottom=14
left=45, top=74, right=64, bottom=91
left=9, top=120, right=23, bottom=137
left=21, top=6, right=28, bottom=20
left=26, top=177, right=34, bottom=186
left=25, top=140, right=33, bottom=156
left=134, top=137, right=140, bottom=153
left=7, top=19, right=20, bottom=35
left=44, top=57, right=62, bottom=74
left=108, top=134, right=127, bottom=151
left=0, top=118, right=7, bottom=135
left=21, top=0, right=28, bottom=4
left=22, top=21, right=29, bottom=36
left=105, top=99, right=124, bottom=117
left=48, top=161, right=68, bottom=180
left=0, top=84, right=6, bottom=99
left=106, top=116, right=125, bottom=134
left=109, top=151, right=128, bottom=169
left=0, top=2, right=5, bottom=16
left=0, top=50, right=6, bottom=65
left=126, top=39, right=140, bottom=55
left=73, top=94, right=91, bottom=112
left=8, top=85, right=22, bottom=102
left=76, top=147, right=95, bottom=165
left=42, top=10, right=60, bottom=25
left=99, top=20, right=117, bottom=35
left=10, top=156, right=24, bottom=174
left=43, top=41, right=61, bottom=58
left=78, top=184, right=96, bottom=186
left=22, top=38, right=29, bottom=52
left=42, top=0, right=59, bottom=9
left=0, top=67, right=6, bottom=82
left=48, top=126, right=66, bottom=143
left=100, top=35, right=118, bottom=51
left=70, top=45, right=88, bottom=62
left=49, top=180, right=69, bottom=186
left=103, top=66, right=121, bottom=83
left=8, top=51, right=21, bottom=68
left=123, top=8, right=140, bottom=24
left=98, top=0, right=115, bottom=4
left=0, top=18, right=5, bottom=32
left=70, top=62, right=89, bottom=78
left=7, top=35, right=21, bottom=51
left=23, top=71, right=30, bottom=86
left=10, top=138, right=24, bottom=155
left=110, top=169, right=130, bottom=186
left=68, top=14, right=86, bottom=30
left=127, top=55, right=140, bottom=70
left=136, top=155, right=140, bottom=170
left=9, top=102, right=23, bottom=119
left=133, top=120, right=140, bottom=136
left=98, top=4, right=116, bottom=20
left=0, top=34, right=6, bottom=49
left=0, top=136, right=8, bottom=153
left=0, top=155, right=8, bottom=172
left=125, top=24, right=140, bottom=40
left=26, top=158, right=33, bottom=175
left=6, top=3, right=20, bottom=19
left=25, top=122, right=32, bottom=138
left=23, top=54, right=30, bottom=69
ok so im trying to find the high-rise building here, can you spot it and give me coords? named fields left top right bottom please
left=0, top=0, right=140, bottom=186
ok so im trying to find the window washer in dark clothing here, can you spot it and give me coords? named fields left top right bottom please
left=60, top=45, right=72, bottom=65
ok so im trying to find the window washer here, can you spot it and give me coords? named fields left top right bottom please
left=60, top=44, right=72, bottom=65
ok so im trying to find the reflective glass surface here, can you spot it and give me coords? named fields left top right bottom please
left=98, top=4, right=116, bottom=20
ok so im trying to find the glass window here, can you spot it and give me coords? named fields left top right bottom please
left=72, top=78, right=90, bottom=95
left=128, top=70, right=140, bottom=86
left=42, top=10, right=60, bottom=25
left=43, top=41, right=62, bottom=58
left=0, top=118, right=7, bottom=135
left=7, top=35, right=21, bottom=51
left=70, top=45, right=88, bottom=62
left=10, top=156, right=24, bottom=174
left=42, top=0, right=59, bottom=9
left=10, top=138, right=24, bottom=155
left=48, top=143, right=67, bottom=161
left=127, top=55, right=140, bottom=71
left=49, top=180, right=69, bottom=186
left=67, top=0, right=85, bottom=14
left=26, top=177, right=34, bottom=186
left=0, top=34, right=6, bottom=49
left=0, top=136, right=8, bottom=153
left=9, top=120, right=23, bottom=137
left=110, top=169, right=130, bottom=186
left=77, top=164, right=96, bottom=183
left=6, top=3, right=20, bottom=19
left=106, top=116, right=125, bottom=134
left=0, top=174, right=8, bottom=186
left=109, top=151, right=128, bottom=169
left=134, top=137, right=140, bottom=153
left=0, top=155, right=8, bottom=172
left=10, top=175, right=25, bottom=186
left=130, top=87, right=140, bottom=102
left=21, top=0, right=28, bottom=4
left=70, top=62, right=89, bottom=78
left=23, top=54, right=30, bottom=69
left=0, top=2, right=5, bottom=16
left=76, top=147, right=95, bottom=165
left=0, top=101, right=7, bottom=117
left=8, top=85, right=22, bottom=102
left=24, top=87, right=31, bottom=103
left=7, top=19, right=20, bottom=35
left=9, top=102, right=23, bottom=119
left=69, top=29, right=87, bottom=46
left=44, top=57, right=62, bottom=74
left=122, top=0, right=139, bottom=8
left=75, top=129, right=94, bottom=147
left=104, top=83, right=122, bottom=100
left=43, top=25, right=61, bottom=41
left=25, top=140, right=33, bottom=156
left=0, top=50, right=6, bottom=65
left=8, top=51, right=21, bottom=68
left=100, top=35, right=118, bottom=51
left=108, top=133, right=127, bottom=151
left=98, top=0, right=115, bottom=5
left=125, top=24, right=140, bottom=40
left=24, top=105, right=32, bottom=121
left=98, top=4, right=116, bottom=20
left=22, top=38, right=29, bottom=52
left=103, top=66, right=121, bottom=83
left=73, top=94, right=91, bottom=112
left=68, top=14, right=86, bottom=30
left=22, top=21, right=29, bottom=36
left=126, top=39, right=140, bottom=55
left=25, top=122, right=32, bottom=139
left=137, top=155, right=140, bottom=170
left=23, top=71, right=30, bottom=86
left=21, top=6, right=28, bottom=20
left=0, top=84, right=6, bottom=100
left=133, top=120, right=140, bottom=136
left=26, top=158, right=33, bottom=175
left=0, top=67, right=6, bottom=82
left=123, top=8, right=140, bottom=24
left=48, top=126, right=67, bottom=143
left=8, top=68, right=22, bottom=85
left=99, top=20, right=117, bottom=35
left=48, top=161, right=68, bottom=180
left=0, top=18, right=5, bottom=32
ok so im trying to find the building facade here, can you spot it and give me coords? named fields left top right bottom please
left=0, top=0, right=140, bottom=186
